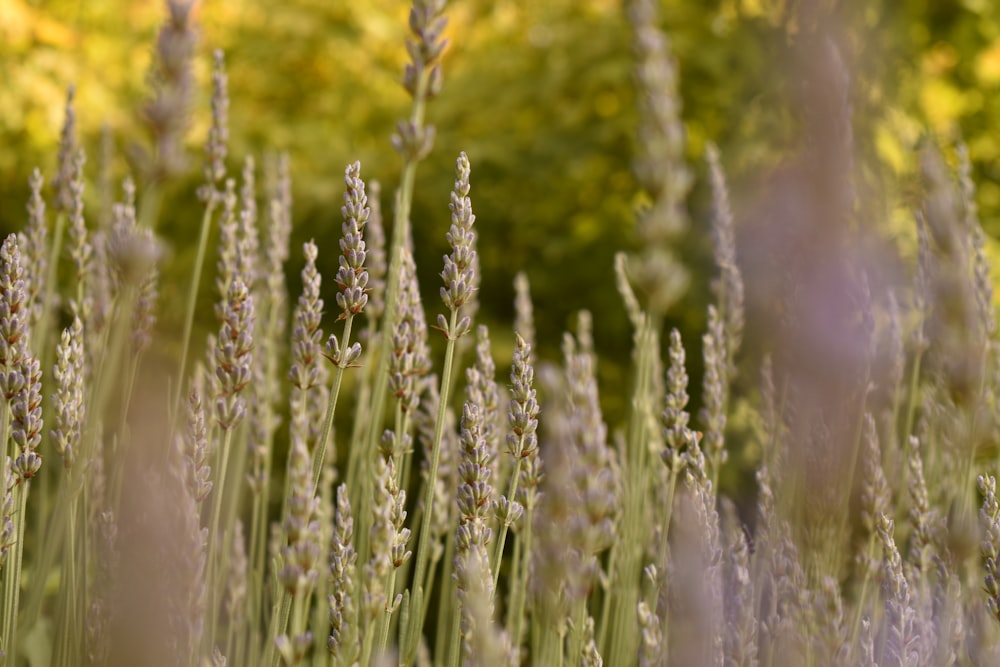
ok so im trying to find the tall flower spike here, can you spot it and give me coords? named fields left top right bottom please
left=289, top=241, right=325, bottom=394
left=237, top=156, right=259, bottom=289
left=392, top=0, right=448, bottom=160
left=131, top=264, right=159, bottom=355
left=706, top=143, right=744, bottom=369
left=979, top=474, right=1000, bottom=625
left=214, top=278, right=254, bottom=430
left=0, top=235, right=29, bottom=377
left=438, top=152, right=476, bottom=338
left=877, top=513, right=919, bottom=666
left=279, top=438, right=322, bottom=597
left=265, top=154, right=292, bottom=327
left=11, top=354, right=43, bottom=481
left=455, top=543, right=509, bottom=667
left=700, top=305, right=728, bottom=475
left=67, top=150, right=91, bottom=306
left=456, top=401, right=494, bottom=557
left=513, top=272, right=536, bottom=356
left=183, top=387, right=211, bottom=505
left=328, top=484, right=360, bottom=663
left=365, top=180, right=387, bottom=325
left=906, top=436, right=934, bottom=577
left=466, top=325, right=500, bottom=480
left=563, top=328, right=617, bottom=558
left=0, top=458, right=12, bottom=568
left=21, top=169, right=47, bottom=328
left=858, top=413, right=889, bottom=578
left=326, top=162, right=370, bottom=368
left=335, top=161, right=370, bottom=318
left=512, top=335, right=541, bottom=516
left=201, top=49, right=229, bottom=199
left=51, top=317, right=85, bottom=469
left=662, top=328, right=691, bottom=472
left=107, top=177, right=160, bottom=287
left=226, top=519, right=248, bottom=639
left=626, top=0, right=692, bottom=317
left=142, top=0, right=197, bottom=179
left=402, top=0, right=449, bottom=99
left=958, top=143, right=996, bottom=337
left=215, top=179, right=239, bottom=318
left=388, top=250, right=431, bottom=414
left=275, top=437, right=323, bottom=664
left=53, top=86, right=77, bottom=213
left=493, top=333, right=536, bottom=562
left=364, top=456, right=408, bottom=625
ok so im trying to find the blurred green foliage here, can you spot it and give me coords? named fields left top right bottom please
left=1, top=0, right=998, bottom=431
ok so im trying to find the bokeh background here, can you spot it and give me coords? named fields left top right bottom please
left=1, top=0, right=998, bottom=483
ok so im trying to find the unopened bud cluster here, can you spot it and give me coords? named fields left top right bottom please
left=327, top=162, right=369, bottom=367
left=334, top=162, right=370, bottom=318
left=439, top=152, right=477, bottom=338
left=456, top=402, right=493, bottom=554
left=289, top=241, right=324, bottom=392
left=389, top=252, right=431, bottom=413
left=51, top=317, right=85, bottom=469
left=214, top=278, right=254, bottom=430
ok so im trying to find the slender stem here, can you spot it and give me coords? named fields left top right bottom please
left=21, top=471, right=77, bottom=631
left=833, top=375, right=870, bottom=574
left=432, top=527, right=456, bottom=659
left=62, top=488, right=80, bottom=663
left=0, top=402, right=11, bottom=655
left=171, top=199, right=217, bottom=429
left=849, top=540, right=876, bottom=646
left=509, top=505, right=534, bottom=663
left=360, top=61, right=434, bottom=615
left=5, top=480, right=30, bottom=660
left=375, top=568, right=399, bottom=658
left=407, top=310, right=460, bottom=657
left=137, top=183, right=163, bottom=231
left=247, top=487, right=264, bottom=660
left=504, top=529, right=523, bottom=635
left=595, top=535, right=618, bottom=652
left=312, top=314, right=355, bottom=495
left=358, top=608, right=377, bottom=667
left=263, top=589, right=292, bottom=667
left=207, top=427, right=235, bottom=647
left=344, top=331, right=376, bottom=496
left=445, top=603, right=462, bottom=667
left=491, top=453, right=523, bottom=591
left=901, top=350, right=924, bottom=461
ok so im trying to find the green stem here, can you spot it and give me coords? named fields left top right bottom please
left=375, top=568, right=399, bottom=658
left=432, top=527, right=456, bottom=659
left=901, top=350, right=924, bottom=462
left=406, top=310, right=460, bottom=661
left=509, top=505, right=534, bottom=663
left=312, top=314, right=355, bottom=495
left=491, top=452, right=523, bottom=592
left=358, top=608, right=377, bottom=667
left=4, top=480, right=30, bottom=661
left=247, top=487, right=265, bottom=661
left=171, top=199, right=217, bottom=430
left=849, top=540, right=876, bottom=648
left=207, top=427, right=236, bottom=648
left=137, top=182, right=163, bottom=231
left=344, top=331, right=376, bottom=496
left=264, top=589, right=292, bottom=667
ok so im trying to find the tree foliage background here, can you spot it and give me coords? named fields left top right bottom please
left=1, top=0, right=999, bottom=436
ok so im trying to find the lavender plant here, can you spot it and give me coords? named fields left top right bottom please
left=4, top=1, right=1000, bottom=667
